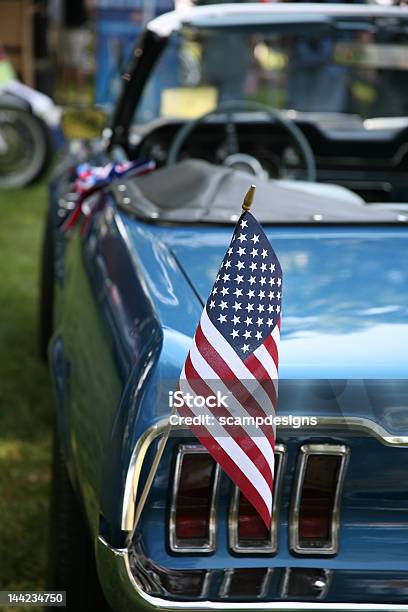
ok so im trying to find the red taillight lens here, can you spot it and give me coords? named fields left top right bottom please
left=175, top=453, right=214, bottom=539
left=237, top=493, right=269, bottom=540
left=298, top=454, right=341, bottom=545
left=170, top=446, right=219, bottom=551
left=231, top=448, right=285, bottom=553
left=290, top=445, right=349, bottom=554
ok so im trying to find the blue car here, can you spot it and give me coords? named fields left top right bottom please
left=41, top=3, right=408, bottom=611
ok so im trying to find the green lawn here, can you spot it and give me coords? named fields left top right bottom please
left=0, top=182, right=53, bottom=602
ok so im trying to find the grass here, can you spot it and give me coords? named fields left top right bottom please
left=0, top=181, right=53, bottom=605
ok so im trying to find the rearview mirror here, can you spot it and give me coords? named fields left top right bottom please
left=61, top=108, right=107, bottom=141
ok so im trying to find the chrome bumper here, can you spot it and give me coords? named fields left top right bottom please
left=96, top=537, right=408, bottom=612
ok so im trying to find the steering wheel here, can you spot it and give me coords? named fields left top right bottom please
left=166, top=100, right=317, bottom=182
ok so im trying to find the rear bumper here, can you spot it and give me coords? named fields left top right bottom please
left=96, top=537, right=408, bottom=612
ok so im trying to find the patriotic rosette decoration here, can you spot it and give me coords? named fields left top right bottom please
left=178, top=187, right=282, bottom=527
left=62, top=158, right=155, bottom=233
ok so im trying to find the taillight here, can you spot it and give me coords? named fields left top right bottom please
left=220, top=568, right=273, bottom=599
left=229, top=444, right=286, bottom=553
left=237, top=493, right=269, bottom=540
left=169, top=445, right=220, bottom=553
left=289, top=444, right=349, bottom=555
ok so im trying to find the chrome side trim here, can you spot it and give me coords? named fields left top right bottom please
left=229, top=445, right=286, bottom=554
left=305, top=417, right=408, bottom=448
left=122, top=421, right=178, bottom=532
left=219, top=568, right=273, bottom=600
left=289, top=444, right=350, bottom=556
left=122, top=416, right=408, bottom=532
left=169, top=444, right=220, bottom=553
left=280, top=568, right=332, bottom=600
left=96, top=536, right=408, bottom=612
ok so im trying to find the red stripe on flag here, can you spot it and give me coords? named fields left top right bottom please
left=195, top=325, right=275, bottom=446
left=177, top=402, right=272, bottom=527
left=263, top=333, right=279, bottom=371
left=184, top=355, right=274, bottom=490
left=243, top=351, right=277, bottom=407
left=61, top=203, right=82, bottom=233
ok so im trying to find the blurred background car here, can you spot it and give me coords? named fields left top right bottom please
left=0, top=45, right=56, bottom=187
left=0, top=0, right=177, bottom=188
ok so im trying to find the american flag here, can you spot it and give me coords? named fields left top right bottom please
left=178, top=208, right=282, bottom=527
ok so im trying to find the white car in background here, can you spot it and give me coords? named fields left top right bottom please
left=0, top=47, right=59, bottom=188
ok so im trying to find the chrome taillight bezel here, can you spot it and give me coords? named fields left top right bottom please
left=228, top=444, right=286, bottom=554
left=169, top=444, right=220, bottom=553
left=289, top=443, right=350, bottom=555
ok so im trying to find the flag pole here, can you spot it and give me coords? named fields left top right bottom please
left=242, top=184, right=256, bottom=212
left=127, top=185, right=257, bottom=544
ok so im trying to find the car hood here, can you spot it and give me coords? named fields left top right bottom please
left=160, top=225, right=408, bottom=379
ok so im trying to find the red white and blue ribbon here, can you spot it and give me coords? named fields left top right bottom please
left=61, top=158, right=155, bottom=233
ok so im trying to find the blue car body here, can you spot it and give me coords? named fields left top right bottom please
left=45, top=4, right=408, bottom=611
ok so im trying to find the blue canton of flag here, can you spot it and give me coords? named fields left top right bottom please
left=207, top=212, right=282, bottom=358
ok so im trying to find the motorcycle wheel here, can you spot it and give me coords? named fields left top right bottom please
left=0, top=106, right=51, bottom=188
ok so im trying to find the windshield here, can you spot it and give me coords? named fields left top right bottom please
left=134, top=19, right=408, bottom=124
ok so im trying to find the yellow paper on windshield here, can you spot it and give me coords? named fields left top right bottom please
left=161, top=87, right=218, bottom=119
left=0, top=59, right=16, bottom=87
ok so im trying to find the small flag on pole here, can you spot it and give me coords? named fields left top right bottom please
left=178, top=186, right=282, bottom=527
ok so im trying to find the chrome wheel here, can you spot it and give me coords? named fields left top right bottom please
left=0, top=107, right=49, bottom=188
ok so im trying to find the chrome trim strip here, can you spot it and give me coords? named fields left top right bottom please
left=306, top=417, right=408, bottom=448
left=122, top=416, right=408, bottom=532
left=200, top=570, right=214, bottom=599
left=122, top=420, right=177, bottom=532
left=219, top=568, right=273, bottom=600
left=169, top=444, right=220, bottom=553
left=229, top=445, right=286, bottom=554
left=289, top=444, right=350, bottom=556
left=280, top=568, right=332, bottom=600
left=96, top=536, right=408, bottom=612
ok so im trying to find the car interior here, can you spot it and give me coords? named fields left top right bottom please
left=117, top=110, right=408, bottom=224
left=132, top=115, right=408, bottom=202
left=114, top=16, right=408, bottom=221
